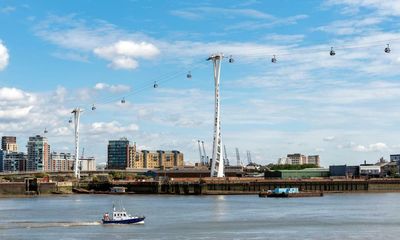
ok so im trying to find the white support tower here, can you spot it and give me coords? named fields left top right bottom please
left=236, top=147, right=241, bottom=166
left=207, top=53, right=224, bottom=177
left=72, top=108, right=82, bottom=179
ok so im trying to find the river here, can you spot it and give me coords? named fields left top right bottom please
left=1, top=193, right=399, bottom=239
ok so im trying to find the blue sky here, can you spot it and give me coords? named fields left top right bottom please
left=1, top=0, right=400, bottom=166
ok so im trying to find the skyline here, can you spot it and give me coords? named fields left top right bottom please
left=1, top=1, right=400, bottom=166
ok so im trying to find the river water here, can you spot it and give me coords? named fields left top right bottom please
left=0, top=193, right=399, bottom=240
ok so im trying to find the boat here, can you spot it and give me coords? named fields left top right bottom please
left=259, top=187, right=323, bottom=198
left=102, top=205, right=145, bottom=224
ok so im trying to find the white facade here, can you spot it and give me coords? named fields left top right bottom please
left=80, top=157, right=96, bottom=171
left=359, top=165, right=381, bottom=176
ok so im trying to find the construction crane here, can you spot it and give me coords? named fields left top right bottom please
left=235, top=147, right=241, bottom=166
left=223, top=145, right=230, bottom=166
left=81, top=147, right=85, bottom=159
left=197, top=140, right=204, bottom=165
left=201, top=141, right=209, bottom=166
left=246, top=150, right=252, bottom=165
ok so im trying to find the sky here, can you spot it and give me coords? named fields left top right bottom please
left=1, top=0, right=400, bottom=167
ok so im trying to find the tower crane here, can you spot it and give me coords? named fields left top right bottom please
left=235, top=147, right=241, bottom=166
left=223, top=145, right=230, bottom=166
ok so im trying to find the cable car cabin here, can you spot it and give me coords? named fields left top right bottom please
left=153, top=82, right=158, bottom=88
left=330, top=47, right=335, bottom=56
left=187, top=71, right=192, bottom=79
left=229, top=55, right=234, bottom=63
left=385, top=44, right=391, bottom=53
left=271, top=55, right=277, bottom=63
left=121, top=98, right=125, bottom=104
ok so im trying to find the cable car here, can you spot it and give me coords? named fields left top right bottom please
left=330, top=47, right=335, bottom=56
left=385, top=44, right=391, bottom=53
left=154, top=81, right=158, bottom=88
left=44, top=128, right=48, bottom=134
left=271, top=55, right=277, bottom=63
left=68, top=118, right=72, bottom=124
left=187, top=71, right=192, bottom=79
left=121, top=97, right=126, bottom=104
left=91, top=104, right=96, bottom=111
left=229, top=55, right=234, bottom=63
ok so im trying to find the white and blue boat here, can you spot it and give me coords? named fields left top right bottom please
left=102, top=205, right=145, bottom=224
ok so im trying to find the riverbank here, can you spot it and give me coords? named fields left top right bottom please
left=2, top=178, right=400, bottom=196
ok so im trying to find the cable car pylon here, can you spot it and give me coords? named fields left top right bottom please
left=207, top=53, right=224, bottom=178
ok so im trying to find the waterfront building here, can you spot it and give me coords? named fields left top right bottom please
left=127, top=149, right=184, bottom=169
left=0, top=150, right=4, bottom=171
left=50, top=152, right=74, bottom=172
left=107, top=138, right=130, bottom=169
left=307, top=155, right=320, bottom=166
left=287, top=153, right=307, bottom=165
left=26, top=135, right=50, bottom=172
left=1, top=136, right=17, bottom=152
left=390, top=154, right=400, bottom=162
left=3, top=152, right=27, bottom=172
left=80, top=157, right=96, bottom=171
left=359, top=164, right=381, bottom=178
left=108, top=138, right=184, bottom=170
left=265, top=168, right=329, bottom=179
left=278, top=154, right=320, bottom=166
left=329, top=165, right=360, bottom=178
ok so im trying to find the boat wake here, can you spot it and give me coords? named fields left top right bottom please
left=0, top=221, right=101, bottom=229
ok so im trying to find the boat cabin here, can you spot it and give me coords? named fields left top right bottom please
left=273, top=188, right=299, bottom=194
left=112, top=211, right=132, bottom=220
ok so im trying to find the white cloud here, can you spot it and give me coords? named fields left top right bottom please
left=325, top=0, right=400, bottom=16
left=323, top=136, right=336, bottom=142
left=353, top=142, right=388, bottom=152
left=34, top=15, right=159, bottom=70
left=263, top=34, right=305, bottom=43
left=93, top=40, right=159, bottom=70
left=314, top=17, right=384, bottom=35
left=90, top=121, right=139, bottom=134
left=0, top=106, right=33, bottom=119
left=94, top=83, right=131, bottom=93
left=0, top=6, right=16, bottom=14
left=0, top=41, right=9, bottom=70
left=171, top=7, right=275, bottom=20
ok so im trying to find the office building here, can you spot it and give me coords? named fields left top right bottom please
left=107, top=138, right=130, bottom=169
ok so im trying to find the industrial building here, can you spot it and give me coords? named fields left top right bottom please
left=80, top=157, right=96, bottom=171
left=265, top=168, right=329, bottom=179
left=329, top=165, right=360, bottom=178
